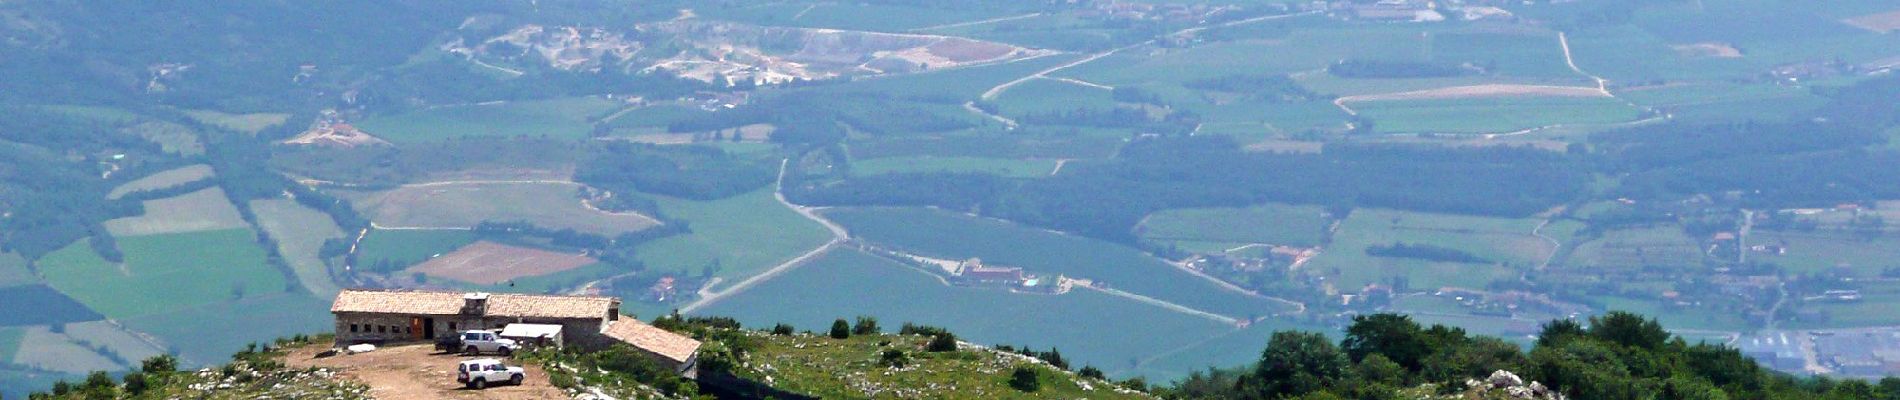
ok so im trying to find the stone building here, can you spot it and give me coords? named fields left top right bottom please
left=329, top=288, right=701, bottom=374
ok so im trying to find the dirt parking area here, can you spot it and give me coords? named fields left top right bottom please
left=285, top=344, right=566, bottom=400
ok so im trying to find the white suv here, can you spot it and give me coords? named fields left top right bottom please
left=457, top=358, right=525, bottom=389
left=457, top=330, right=519, bottom=356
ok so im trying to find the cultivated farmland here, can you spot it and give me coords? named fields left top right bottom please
left=352, top=229, right=478, bottom=271
left=823, top=207, right=1296, bottom=319
left=0, top=253, right=31, bottom=288
left=249, top=199, right=345, bottom=298
left=182, top=109, right=290, bottom=134
left=1564, top=226, right=1703, bottom=269
left=632, top=188, right=832, bottom=282
left=407, top=241, right=597, bottom=285
left=1302, top=209, right=1553, bottom=291
left=1137, top=203, right=1333, bottom=251
left=10, top=326, right=124, bottom=374
left=342, top=182, right=659, bottom=235
left=39, top=229, right=286, bottom=319
left=119, top=293, right=330, bottom=366
left=102, top=187, right=249, bottom=237
left=106, top=164, right=214, bottom=199
left=851, top=156, right=1059, bottom=178
left=697, top=248, right=1238, bottom=380
left=356, top=96, right=623, bottom=143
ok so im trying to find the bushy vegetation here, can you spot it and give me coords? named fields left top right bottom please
left=1160, top=312, right=1900, bottom=400
left=577, top=143, right=776, bottom=201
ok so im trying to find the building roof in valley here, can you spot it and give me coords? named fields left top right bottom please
left=330, top=289, right=617, bottom=320
left=601, top=317, right=702, bottom=363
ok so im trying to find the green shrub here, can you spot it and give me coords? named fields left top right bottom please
left=829, top=319, right=851, bottom=339
left=1009, top=366, right=1041, bottom=392
left=771, top=323, right=795, bottom=336
left=852, top=316, right=880, bottom=335
left=880, top=349, right=909, bottom=368
left=927, top=332, right=958, bottom=352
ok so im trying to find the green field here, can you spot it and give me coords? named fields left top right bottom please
left=107, top=164, right=214, bottom=199
left=357, top=96, right=622, bottom=143
left=122, top=121, right=205, bottom=156
left=354, top=229, right=478, bottom=270
left=0, top=252, right=31, bottom=288
left=602, top=104, right=714, bottom=132
left=1751, top=231, right=1900, bottom=277
left=1137, top=203, right=1332, bottom=250
left=1619, top=83, right=1824, bottom=123
left=802, top=53, right=1083, bottom=101
left=851, top=156, right=1058, bottom=178
left=1351, top=96, right=1646, bottom=134
left=633, top=188, right=832, bottom=283
left=1060, top=25, right=1434, bottom=85
left=823, top=207, right=1295, bottom=319
left=250, top=199, right=346, bottom=298
left=698, top=248, right=1238, bottom=380
left=343, top=182, right=660, bottom=235
left=59, top=321, right=165, bottom=368
left=40, top=229, right=286, bottom=319
left=102, top=187, right=250, bottom=237
left=1302, top=209, right=1551, bottom=291
left=10, top=326, right=125, bottom=374
left=1564, top=226, right=1702, bottom=269
left=699, top=2, right=1020, bottom=32
left=119, top=293, right=330, bottom=366
left=182, top=109, right=290, bottom=134
left=992, top=78, right=1118, bottom=117
left=0, top=327, right=21, bottom=362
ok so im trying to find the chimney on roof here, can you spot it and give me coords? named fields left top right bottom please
left=463, top=292, right=490, bottom=315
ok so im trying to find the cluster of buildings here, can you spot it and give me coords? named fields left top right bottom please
left=953, top=258, right=1067, bottom=294
left=330, top=289, right=702, bottom=375
left=1741, top=328, right=1900, bottom=378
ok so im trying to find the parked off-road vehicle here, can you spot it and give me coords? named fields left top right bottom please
left=456, top=358, right=525, bottom=389
left=453, top=330, right=518, bottom=356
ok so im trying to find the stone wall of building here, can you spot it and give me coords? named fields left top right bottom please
left=333, top=312, right=612, bottom=347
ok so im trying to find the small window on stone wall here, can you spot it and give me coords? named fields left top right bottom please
left=377, top=325, right=386, bottom=333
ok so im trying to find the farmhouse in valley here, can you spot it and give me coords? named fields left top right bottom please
left=329, top=288, right=702, bottom=374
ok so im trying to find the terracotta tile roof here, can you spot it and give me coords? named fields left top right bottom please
left=330, top=289, right=616, bottom=320
left=601, top=317, right=701, bottom=363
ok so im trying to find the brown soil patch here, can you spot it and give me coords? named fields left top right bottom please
left=408, top=241, right=596, bottom=284
left=1671, top=42, right=1742, bottom=58
left=1337, top=84, right=1606, bottom=103
left=1844, top=10, right=1900, bottom=33
left=926, top=38, right=1015, bottom=62
left=286, top=344, right=565, bottom=400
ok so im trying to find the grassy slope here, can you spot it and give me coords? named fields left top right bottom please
left=1138, top=203, right=1332, bottom=250
left=250, top=199, right=346, bottom=298
left=40, top=229, right=287, bottom=319
left=736, top=330, right=1149, bottom=399
left=699, top=248, right=1236, bottom=380
left=633, top=188, right=831, bottom=282
left=822, top=207, right=1294, bottom=319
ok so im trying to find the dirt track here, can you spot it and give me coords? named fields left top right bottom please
left=285, top=344, right=565, bottom=400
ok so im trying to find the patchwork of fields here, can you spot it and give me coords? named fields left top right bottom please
left=698, top=248, right=1241, bottom=380
left=823, top=207, right=1296, bottom=319
left=1136, top=203, right=1333, bottom=251
left=102, top=187, right=249, bottom=237
left=39, top=229, right=287, bottom=319
left=357, top=97, right=624, bottom=143
left=342, top=182, right=660, bottom=235
left=1303, top=209, right=1554, bottom=291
